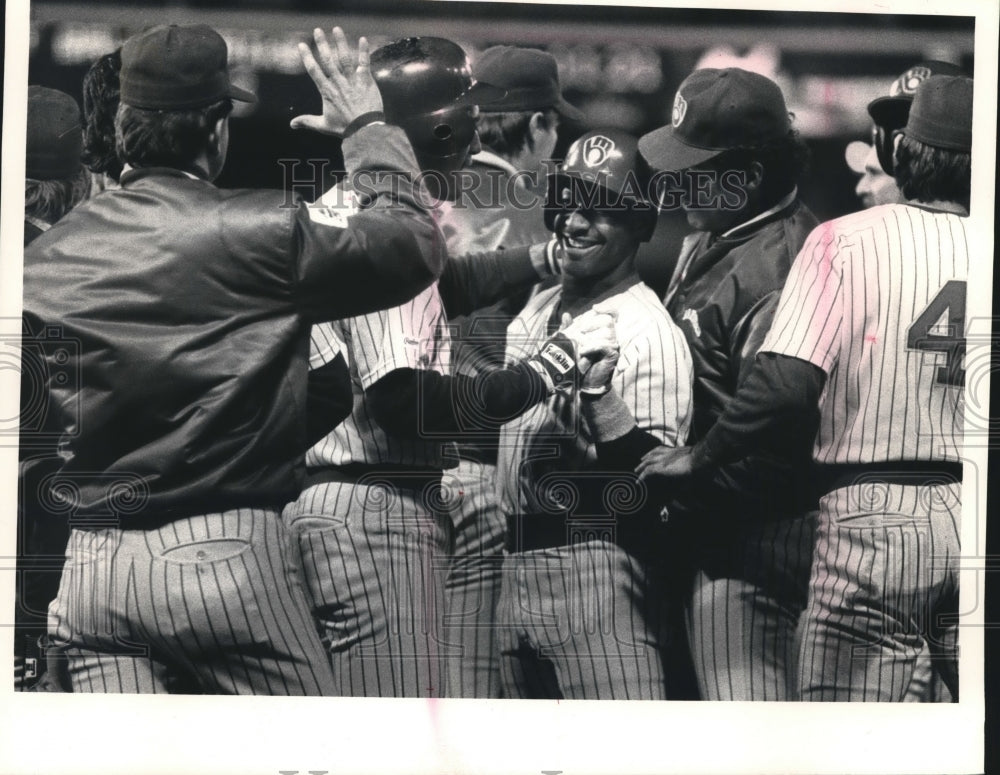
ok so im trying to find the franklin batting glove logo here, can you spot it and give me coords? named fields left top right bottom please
left=581, top=135, right=615, bottom=167
left=672, top=91, right=688, bottom=127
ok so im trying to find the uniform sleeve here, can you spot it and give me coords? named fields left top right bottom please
left=760, top=223, right=844, bottom=374
left=366, top=362, right=549, bottom=439
left=436, top=245, right=543, bottom=317
left=291, top=124, right=447, bottom=322
left=696, top=352, right=825, bottom=468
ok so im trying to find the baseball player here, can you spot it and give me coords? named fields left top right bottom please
left=634, top=68, right=819, bottom=701
left=495, top=129, right=693, bottom=700
left=283, top=35, right=614, bottom=698
left=844, top=60, right=965, bottom=703
left=437, top=44, right=583, bottom=698
left=639, top=74, right=972, bottom=701
left=846, top=61, right=964, bottom=211
left=16, top=86, right=92, bottom=691
left=24, top=24, right=447, bottom=694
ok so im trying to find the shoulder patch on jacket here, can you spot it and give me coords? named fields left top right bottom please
left=681, top=307, right=702, bottom=338
left=307, top=185, right=359, bottom=228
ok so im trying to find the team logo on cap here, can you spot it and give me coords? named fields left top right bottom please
left=889, top=65, right=932, bottom=97
left=672, top=91, right=688, bottom=128
left=580, top=135, right=615, bottom=167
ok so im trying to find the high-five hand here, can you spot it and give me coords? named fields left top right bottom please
left=291, top=27, right=383, bottom=135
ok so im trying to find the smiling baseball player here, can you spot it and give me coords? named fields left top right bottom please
left=495, top=129, right=693, bottom=700
left=638, top=74, right=972, bottom=701
left=282, top=34, right=616, bottom=698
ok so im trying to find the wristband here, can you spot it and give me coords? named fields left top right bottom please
left=579, top=383, right=612, bottom=398
left=343, top=111, right=386, bottom=139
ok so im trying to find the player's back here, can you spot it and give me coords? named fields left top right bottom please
left=780, top=203, right=967, bottom=464
left=22, top=172, right=310, bottom=521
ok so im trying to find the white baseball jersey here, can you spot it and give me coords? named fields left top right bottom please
left=306, top=285, right=452, bottom=468
left=761, top=203, right=967, bottom=464
left=497, top=280, right=693, bottom=515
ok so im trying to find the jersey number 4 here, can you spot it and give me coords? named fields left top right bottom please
left=906, top=280, right=966, bottom=387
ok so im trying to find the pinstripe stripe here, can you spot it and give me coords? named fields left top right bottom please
left=763, top=205, right=966, bottom=463
left=47, top=510, right=336, bottom=694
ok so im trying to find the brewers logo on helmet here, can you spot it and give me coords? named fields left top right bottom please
left=866, top=60, right=965, bottom=175
left=544, top=128, right=656, bottom=242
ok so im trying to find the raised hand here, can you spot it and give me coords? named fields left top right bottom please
left=290, top=27, right=383, bottom=136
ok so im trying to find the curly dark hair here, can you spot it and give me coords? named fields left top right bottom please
left=894, top=134, right=970, bottom=211
left=477, top=108, right=558, bottom=158
left=25, top=166, right=92, bottom=224
left=694, top=127, right=811, bottom=208
left=82, top=49, right=123, bottom=182
left=116, top=98, right=233, bottom=171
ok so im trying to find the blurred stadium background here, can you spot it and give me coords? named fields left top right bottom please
left=24, top=0, right=975, bottom=292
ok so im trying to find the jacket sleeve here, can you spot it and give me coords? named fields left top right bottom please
left=436, top=245, right=545, bottom=317
left=291, top=124, right=447, bottom=322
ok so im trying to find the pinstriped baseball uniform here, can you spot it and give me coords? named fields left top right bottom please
left=283, top=286, right=455, bottom=698
left=496, top=280, right=693, bottom=699
left=760, top=203, right=966, bottom=700
left=48, top=508, right=335, bottom=694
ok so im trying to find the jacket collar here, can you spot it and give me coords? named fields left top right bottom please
left=119, top=165, right=208, bottom=186
left=718, top=187, right=799, bottom=241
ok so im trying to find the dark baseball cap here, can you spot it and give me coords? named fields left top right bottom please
left=867, top=60, right=965, bottom=130
left=120, top=24, right=256, bottom=110
left=638, top=68, right=791, bottom=172
left=26, top=86, right=83, bottom=180
left=903, top=75, right=973, bottom=152
left=474, top=45, right=583, bottom=121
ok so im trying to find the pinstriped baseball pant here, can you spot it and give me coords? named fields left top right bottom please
left=685, top=511, right=816, bottom=701
left=795, top=482, right=960, bottom=701
left=46, top=508, right=336, bottom=694
left=495, top=541, right=670, bottom=700
left=442, top=459, right=507, bottom=698
left=283, top=477, right=453, bottom=697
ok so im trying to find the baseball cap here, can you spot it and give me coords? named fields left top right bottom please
left=867, top=60, right=965, bottom=130
left=902, top=74, right=973, bottom=152
left=26, top=86, right=83, bottom=180
left=120, top=24, right=256, bottom=110
left=474, top=46, right=584, bottom=121
left=638, top=68, right=791, bottom=172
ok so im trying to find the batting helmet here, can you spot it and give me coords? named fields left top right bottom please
left=867, top=60, right=965, bottom=175
left=370, top=37, right=504, bottom=177
left=544, top=129, right=657, bottom=242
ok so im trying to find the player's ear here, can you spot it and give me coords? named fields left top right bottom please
left=891, top=130, right=904, bottom=166
left=745, top=161, right=764, bottom=192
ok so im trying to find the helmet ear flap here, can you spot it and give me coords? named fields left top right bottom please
left=873, top=124, right=896, bottom=176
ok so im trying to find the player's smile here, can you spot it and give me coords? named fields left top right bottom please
left=556, top=207, right=640, bottom=282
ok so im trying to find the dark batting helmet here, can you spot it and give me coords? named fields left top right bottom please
left=866, top=60, right=965, bottom=175
left=544, top=128, right=657, bottom=242
left=370, top=37, right=504, bottom=177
